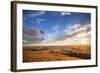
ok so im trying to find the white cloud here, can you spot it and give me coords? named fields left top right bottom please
left=36, top=18, right=46, bottom=24
left=69, top=24, right=81, bottom=29
left=44, top=23, right=91, bottom=46
left=65, top=24, right=90, bottom=35
left=30, top=11, right=45, bottom=17
left=61, top=12, right=72, bottom=16
left=24, top=11, right=45, bottom=20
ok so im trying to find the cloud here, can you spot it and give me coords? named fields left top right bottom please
left=65, top=24, right=90, bottom=35
left=24, top=11, right=45, bottom=20
left=24, top=23, right=91, bottom=46
left=44, top=23, right=91, bottom=45
left=68, top=24, right=81, bottom=30
left=24, top=34, right=44, bottom=42
left=29, top=11, right=45, bottom=17
left=36, top=18, right=46, bottom=24
left=61, top=12, right=72, bottom=16
left=43, top=25, right=60, bottom=42
left=23, top=27, right=43, bottom=36
left=59, top=24, right=91, bottom=44
left=44, top=31, right=59, bottom=42
left=23, top=26, right=45, bottom=45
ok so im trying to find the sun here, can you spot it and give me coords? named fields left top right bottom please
left=80, top=39, right=89, bottom=45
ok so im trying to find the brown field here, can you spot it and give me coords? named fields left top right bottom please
left=23, top=45, right=91, bottom=62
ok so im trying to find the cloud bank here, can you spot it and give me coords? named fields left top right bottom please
left=23, top=23, right=91, bottom=46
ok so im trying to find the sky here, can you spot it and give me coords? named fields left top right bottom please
left=23, top=10, right=91, bottom=46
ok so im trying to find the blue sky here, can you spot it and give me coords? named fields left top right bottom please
left=23, top=10, right=91, bottom=46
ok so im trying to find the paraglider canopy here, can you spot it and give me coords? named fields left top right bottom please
left=40, top=30, right=44, bottom=34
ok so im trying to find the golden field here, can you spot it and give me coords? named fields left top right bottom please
left=23, top=45, right=91, bottom=62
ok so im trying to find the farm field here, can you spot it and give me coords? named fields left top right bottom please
left=23, top=45, right=91, bottom=62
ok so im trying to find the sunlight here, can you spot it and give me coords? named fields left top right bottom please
left=80, top=39, right=89, bottom=45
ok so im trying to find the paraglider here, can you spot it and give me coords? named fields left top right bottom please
left=40, top=30, right=44, bottom=34
left=39, top=30, right=45, bottom=40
